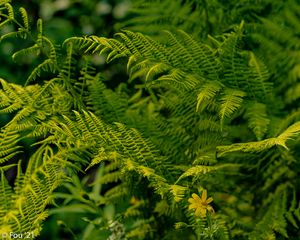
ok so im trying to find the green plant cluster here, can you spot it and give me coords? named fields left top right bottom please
left=1, top=0, right=300, bottom=239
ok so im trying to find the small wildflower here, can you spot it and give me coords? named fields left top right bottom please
left=188, top=190, right=214, bottom=217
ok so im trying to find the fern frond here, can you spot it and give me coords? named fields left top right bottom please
left=178, top=30, right=221, bottom=79
left=5, top=3, right=13, bottom=19
left=244, top=101, right=270, bottom=140
left=19, top=7, right=29, bottom=30
left=285, top=190, right=298, bottom=228
left=86, top=75, right=128, bottom=122
left=169, top=184, right=186, bottom=202
left=0, top=147, right=73, bottom=234
left=196, top=81, right=224, bottom=112
left=248, top=51, right=272, bottom=98
left=176, top=164, right=239, bottom=184
left=12, top=44, right=40, bottom=61
left=217, top=121, right=300, bottom=156
left=274, top=109, right=300, bottom=136
left=47, top=111, right=173, bottom=198
left=277, top=121, right=300, bottom=146
left=69, top=30, right=220, bottom=90
left=0, top=79, right=31, bottom=113
left=217, top=138, right=276, bottom=157
left=87, top=148, right=120, bottom=171
left=36, top=18, right=43, bottom=42
left=0, top=130, right=22, bottom=164
left=178, top=165, right=214, bottom=184
left=27, top=59, right=56, bottom=84
left=220, top=25, right=246, bottom=89
left=285, top=82, right=300, bottom=104
left=0, top=171, right=13, bottom=215
left=0, top=0, right=11, bottom=6
left=219, top=88, right=246, bottom=125
left=0, top=18, right=10, bottom=29
left=249, top=185, right=289, bottom=239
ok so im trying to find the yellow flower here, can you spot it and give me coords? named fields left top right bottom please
left=188, top=190, right=214, bottom=217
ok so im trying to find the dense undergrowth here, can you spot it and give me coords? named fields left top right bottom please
left=1, top=0, right=300, bottom=239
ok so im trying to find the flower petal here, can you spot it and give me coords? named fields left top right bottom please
left=201, top=190, right=207, bottom=202
left=195, top=207, right=202, bottom=216
left=206, top=197, right=213, bottom=204
left=188, top=198, right=195, bottom=204
left=201, top=208, right=207, bottom=217
left=207, top=205, right=215, bottom=213
left=189, top=203, right=198, bottom=210
left=192, top=193, right=201, bottom=202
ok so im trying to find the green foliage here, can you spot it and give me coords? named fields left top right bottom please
left=1, top=0, right=300, bottom=239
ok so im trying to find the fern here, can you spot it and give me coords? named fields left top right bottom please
left=1, top=0, right=300, bottom=239
left=217, top=121, right=300, bottom=157
left=249, top=185, right=289, bottom=240
left=245, top=101, right=270, bottom=140
left=219, top=88, right=246, bottom=126
left=0, top=146, right=85, bottom=235
left=196, top=80, right=224, bottom=112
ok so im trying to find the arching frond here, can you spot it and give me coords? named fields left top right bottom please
left=176, top=163, right=239, bottom=184
left=217, top=121, right=300, bottom=157
left=27, top=59, right=56, bottom=84
left=69, top=30, right=219, bottom=90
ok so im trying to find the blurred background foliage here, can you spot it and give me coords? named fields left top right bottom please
left=0, top=0, right=130, bottom=85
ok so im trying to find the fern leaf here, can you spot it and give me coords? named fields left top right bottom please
left=217, top=138, right=277, bottom=157
left=286, top=190, right=299, bottom=228
left=36, top=18, right=43, bottom=42
left=19, top=7, right=29, bottom=30
left=26, top=59, right=56, bottom=84
left=12, top=44, right=40, bottom=62
left=0, top=0, right=11, bottom=6
left=249, top=186, right=289, bottom=239
left=0, top=130, right=22, bottom=164
left=244, top=101, right=270, bottom=140
left=0, top=31, right=18, bottom=42
left=248, top=51, right=272, bottom=98
left=219, top=88, right=246, bottom=125
left=0, top=172, right=13, bottom=215
left=221, top=27, right=245, bottom=89
left=177, top=30, right=221, bottom=79
left=0, top=147, right=74, bottom=234
left=87, top=148, right=120, bottom=170
left=285, top=82, right=300, bottom=104
left=176, top=164, right=239, bottom=183
left=277, top=121, right=300, bottom=147
left=169, top=184, right=186, bottom=202
left=217, top=121, right=300, bottom=156
left=5, top=3, right=14, bottom=19
left=196, top=81, right=224, bottom=112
